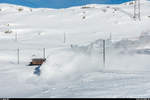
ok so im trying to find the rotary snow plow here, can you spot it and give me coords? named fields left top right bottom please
left=28, top=58, right=46, bottom=76
left=28, top=58, right=46, bottom=66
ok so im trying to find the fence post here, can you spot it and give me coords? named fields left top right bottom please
left=43, top=48, right=45, bottom=59
left=17, top=48, right=19, bottom=64
left=103, top=40, right=105, bottom=67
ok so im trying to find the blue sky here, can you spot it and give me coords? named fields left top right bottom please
left=0, top=0, right=133, bottom=9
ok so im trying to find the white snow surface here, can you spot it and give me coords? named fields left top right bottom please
left=1, top=0, right=150, bottom=98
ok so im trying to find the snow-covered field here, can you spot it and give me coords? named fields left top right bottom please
left=1, top=0, right=150, bottom=98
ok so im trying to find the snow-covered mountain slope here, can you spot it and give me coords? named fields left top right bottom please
left=0, top=0, right=133, bottom=8
left=1, top=0, right=150, bottom=98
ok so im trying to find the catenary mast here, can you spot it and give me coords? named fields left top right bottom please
left=133, top=0, right=141, bottom=21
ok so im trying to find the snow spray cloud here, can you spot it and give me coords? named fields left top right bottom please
left=40, top=35, right=150, bottom=82
left=40, top=49, right=101, bottom=82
